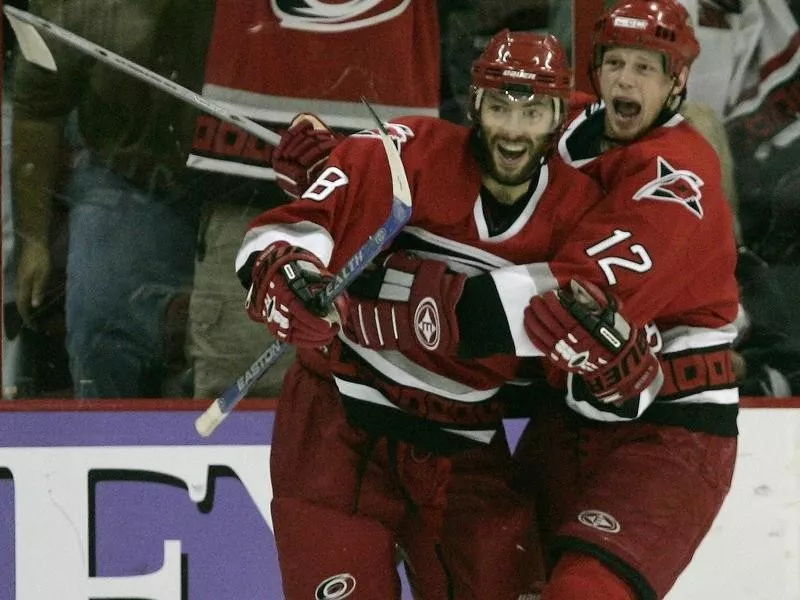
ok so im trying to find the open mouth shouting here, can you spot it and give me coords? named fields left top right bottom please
left=607, top=97, right=644, bottom=138
left=495, top=141, right=530, bottom=172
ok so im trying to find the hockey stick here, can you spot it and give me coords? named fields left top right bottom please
left=194, top=99, right=413, bottom=437
left=3, top=5, right=281, bottom=146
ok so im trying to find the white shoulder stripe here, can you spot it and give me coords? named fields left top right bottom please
left=402, top=226, right=514, bottom=269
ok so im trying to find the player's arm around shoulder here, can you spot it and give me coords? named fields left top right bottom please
left=239, top=129, right=404, bottom=278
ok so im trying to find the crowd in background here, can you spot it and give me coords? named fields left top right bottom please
left=1, top=0, right=799, bottom=401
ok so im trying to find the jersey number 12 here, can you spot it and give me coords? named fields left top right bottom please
left=585, top=229, right=653, bottom=285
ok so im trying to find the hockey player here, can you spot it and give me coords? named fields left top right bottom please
left=284, top=4, right=741, bottom=600
left=236, top=32, right=619, bottom=599
left=333, top=2, right=740, bottom=599
left=514, top=3, right=740, bottom=598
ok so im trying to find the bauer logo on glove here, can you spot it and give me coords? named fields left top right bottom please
left=525, top=278, right=660, bottom=404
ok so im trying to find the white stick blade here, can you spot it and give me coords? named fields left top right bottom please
left=194, top=402, right=226, bottom=438
left=4, top=8, right=57, bottom=71
left=360, top=97, right=411, bottom=208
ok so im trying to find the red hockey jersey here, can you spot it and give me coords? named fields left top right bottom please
left=189, top=0, right=440, bottom=180
left=237, top=115, right=604, bottom=452
left=468, top=93, right=741, bottom=433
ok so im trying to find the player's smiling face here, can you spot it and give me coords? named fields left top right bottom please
left=479, top=89, right=556, bottom=187
left=598, top=47, right=684, bottom=141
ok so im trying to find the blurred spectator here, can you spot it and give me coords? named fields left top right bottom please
left=679, top=101, right=742, bottom=239
left=3, top=14, right=20, bottom=399
left=681, top=0, right=799, bottom=263
left=676, top=3, right=800, bottom=397
left=679, top=106, right=800, bottom=397
left=184, top=0, right=444, bottom=399
left=11, top=0, right=215, bottom=398
left=3, top=0, right=71, bottom=399
left=723, top=1, right=799, bottom=265
left=733, top=247, right=800, bottom=396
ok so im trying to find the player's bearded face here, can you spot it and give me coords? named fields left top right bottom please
left=479, top=90, right=556, bottom=186
left=598, top=47, right=680, bottom=141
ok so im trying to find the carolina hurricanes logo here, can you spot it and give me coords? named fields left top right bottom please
left=632, top=156, right=705, bottom=218
left=315, top=573, right=357, bottom=599
left=273, top=0, right=410, bottom=32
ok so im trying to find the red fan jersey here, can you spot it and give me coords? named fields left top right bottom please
left=237, top=116, right=604, bottom=452
left=189, top=0, right=440, bottom=179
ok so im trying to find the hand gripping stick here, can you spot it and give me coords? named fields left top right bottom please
left=194, top=99, right=413, bottom=436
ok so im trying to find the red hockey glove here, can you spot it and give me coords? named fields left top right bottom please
left=273, top=114, right=343, bottom=199
left=246, top=241, right=347, bottom=348
left=524, top=278, right=660, bottom=405
left=343, top=252, right=466, bottom=355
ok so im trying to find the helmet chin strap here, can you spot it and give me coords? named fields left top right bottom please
left=666, top=73, right=688, bottom=111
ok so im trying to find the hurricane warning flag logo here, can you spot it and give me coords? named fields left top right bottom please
left=274, top=0, right=410, bottom=31
left=633, top=156, right=704, bottom=218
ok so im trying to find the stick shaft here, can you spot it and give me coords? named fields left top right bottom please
left=4, top=5, right=281, bottom=146
left=195, top=101, right=412, bottom=437
left=194, top=201, right=410, bottom=437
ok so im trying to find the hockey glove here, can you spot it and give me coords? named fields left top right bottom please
left=524, top=278, right=660, bottom=405
left=344, top=252, right=466, bottom=355
left=246, top=241, right=347, bottom=348
left=273, top=113, right=343, bottom=199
